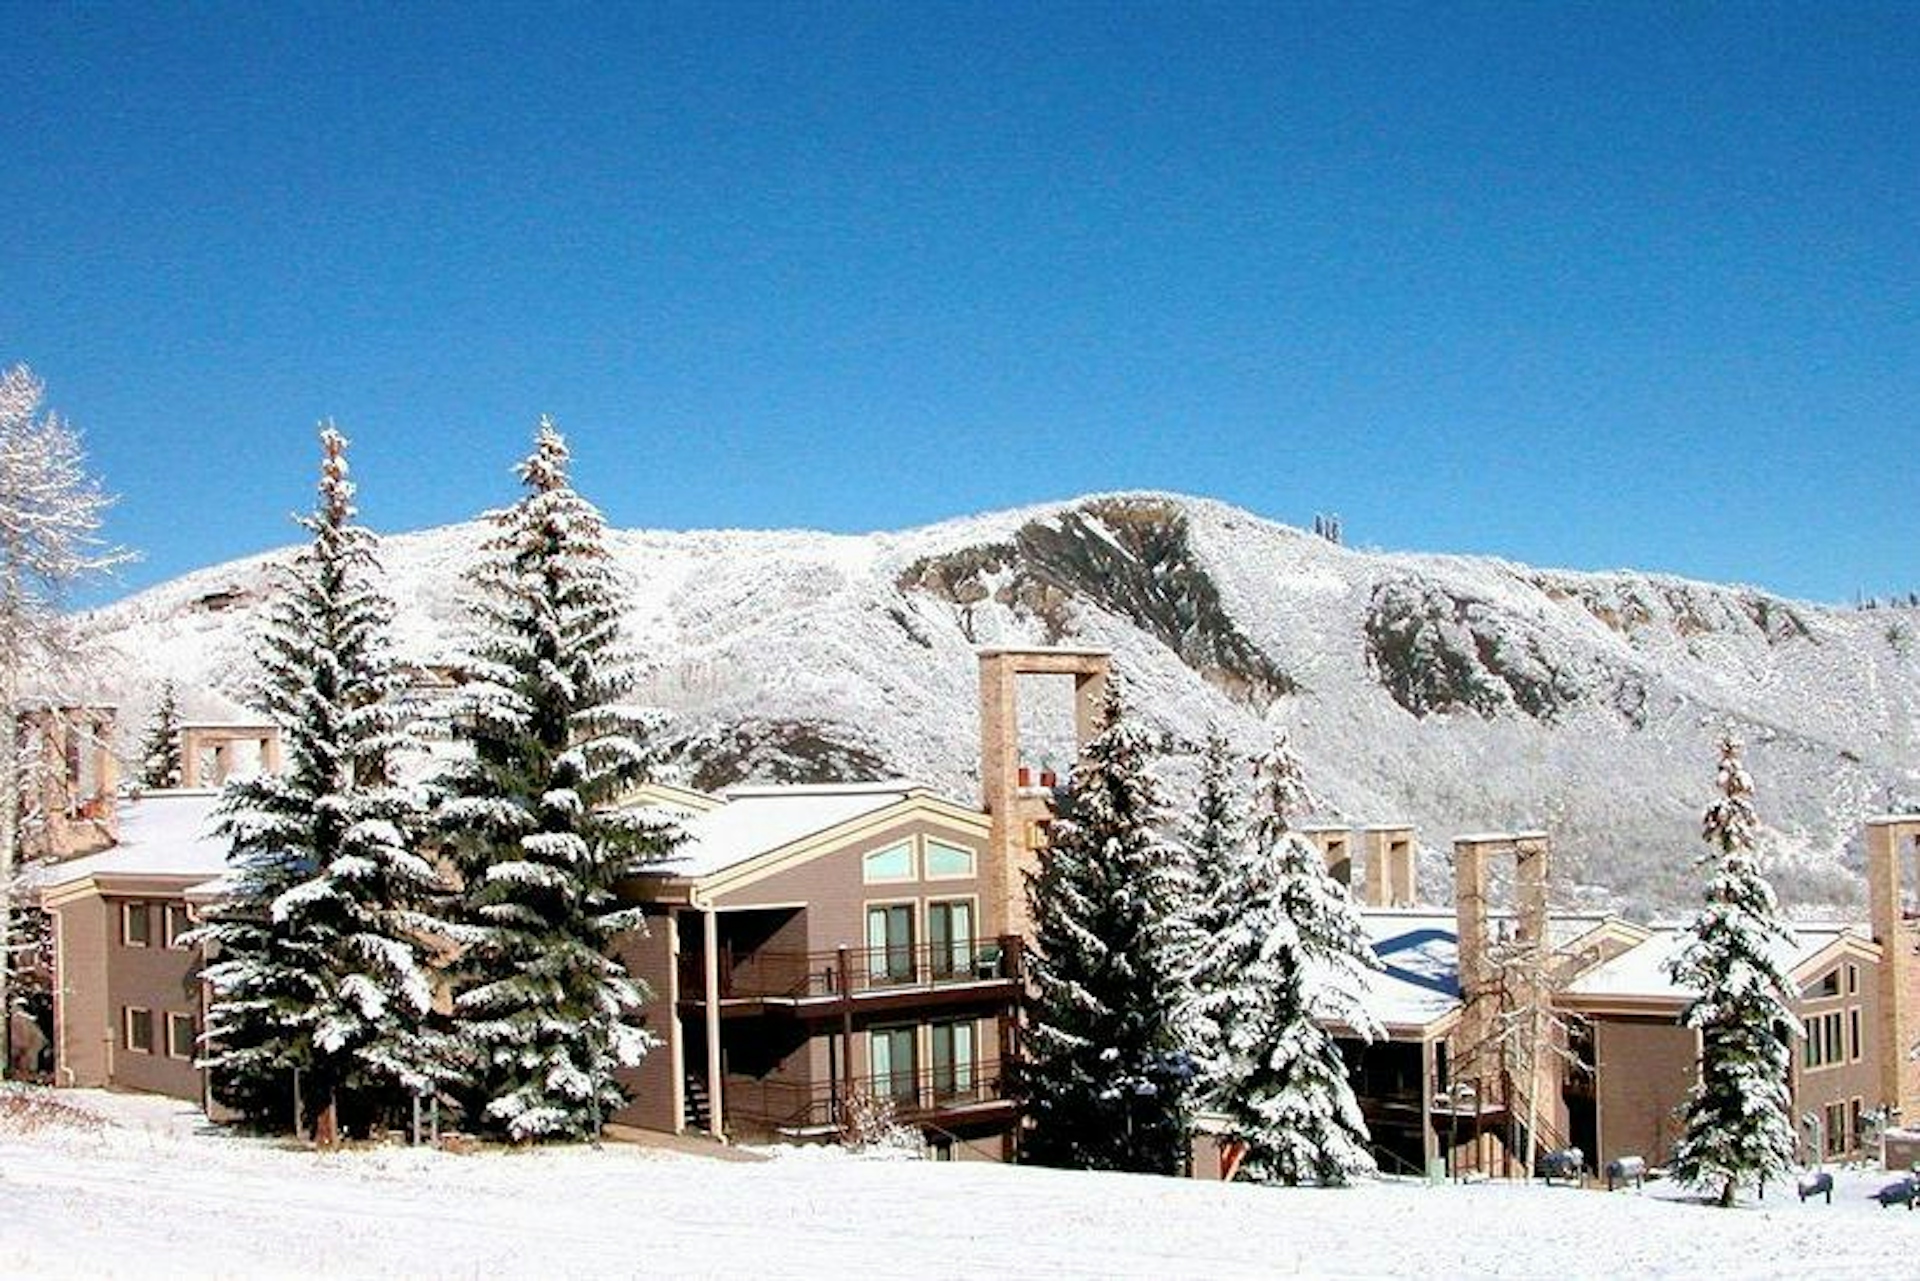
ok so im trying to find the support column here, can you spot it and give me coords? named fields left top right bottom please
left=703, top=908, right=723, bottom=1139
left=1421, top=1036, right=1437, bottom=1176
left=1867, top=817, right=1920, bottom=1121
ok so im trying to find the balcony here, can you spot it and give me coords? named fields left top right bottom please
left=679, top=936, right=1023, bottom=1014
left=725, top=1061, right=1014, bottom=1137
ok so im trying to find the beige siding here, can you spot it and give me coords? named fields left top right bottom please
left=52, top=897, right=110, bottom=1087
left=1594, top=1016, right=1698, bottom=1167
left=611, top=905, right=680, bottom=1133
left=104, top=895, right=203, bottom=1101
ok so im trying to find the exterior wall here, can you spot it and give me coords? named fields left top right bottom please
left=712, top=819, right=992, bottom=959
left=1593, top=1016, right=1698, bottom=1167
left=1791, top=956, right=1880, bottom=1159
left=102, top=894, right=202, bottom=1101
left=611, top=905, right=680, bottom=1133
left=51, top=897, right=111, bottom=1088
left=1866, top=818, right=1920, bottom=1121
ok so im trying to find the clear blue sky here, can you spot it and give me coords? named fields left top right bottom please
left=4, top=2, right=1915, bottom=607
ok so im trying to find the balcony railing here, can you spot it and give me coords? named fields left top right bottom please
left=725, top=1061, right=1011, bottom=1134
left=680, top=936, right=1023, bottom=1003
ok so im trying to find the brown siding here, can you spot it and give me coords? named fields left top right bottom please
left=52, top=897, right=110, bottom=1088
left=712, top=820, right=990, bottom=957
left=611, top=905, right=680, bottom=1133
left=1594, top=1016, right=1698, bottom=1167
left=104, top=895, right=202, bottom=1101
left=1791, top=959, right=1880, bottom=1157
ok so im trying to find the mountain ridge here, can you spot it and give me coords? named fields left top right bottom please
left=78, top=490, right=1920, bottom=918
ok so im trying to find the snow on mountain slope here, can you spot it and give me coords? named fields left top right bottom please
left=75, top=493, right=1920, bottom=917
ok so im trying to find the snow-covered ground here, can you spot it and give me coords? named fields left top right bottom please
left=6, top=1088, right=1919, bottom=1279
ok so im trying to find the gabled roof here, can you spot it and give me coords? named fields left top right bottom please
left=1557, top=922, right=1876, bottom=1014
left=630, top=780, right=987, bottom=887
left=28, top=791, right=228, bottom=905
left=1352, top=908, right=1639, bottom=1039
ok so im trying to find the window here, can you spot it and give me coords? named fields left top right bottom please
left=124, top=1007, right=153, bottom=1054
left=931, top=1020, right=976, bottom=1100
left=1804, top=1011, right=1846, bottom=1069
left=870, top=1026, right=918, bottom=1104
left=1851, top=1098, right=1865, bottom=1154
left=122, top=902, right=151, bottom=948
left=1814, top=969, right=1841, bottom=999
left=925, top=840, right=975, bottom=879
left=866, top=905, right=915, bottom=984
left=927, top=900, right=974, bottom=978
left=862, top=843, right=914, bottom=883
left=1848, top=964, right=1859, bottom=995
left=1850, top=1008, right=1862, bottom=1061
left=166, top=1012, right=196, bottom=1060
left=1824, top=1102, right=1848, bottom=1157
left=164, top=904, right=194, bottom=949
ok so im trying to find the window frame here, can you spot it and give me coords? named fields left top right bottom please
left=164, top=903, right=194, bottom=950
left=121, top=901, right=152, bottom=948
left=861, top=842, right=916, bottom=885
left=865, top=900, right=918, bottom=986
left=166, top=1012, right=196, bottom=1060
left=926, top=896, right=979, bottom=979
left=923, top=839, right=976, bottom=881
left=124, top=1006, right=154, bottom=1054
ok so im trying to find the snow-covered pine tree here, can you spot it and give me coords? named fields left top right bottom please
left=1171, top=728, right=1243, bottom=1054
left=1663, top=735, right=1799, bottom=1207
left=195, top=426, right=447, bottom=1138
left=1019, top=679, right=1192, bottom=1174
left=1185, top=736, right=1381, bottom=1185
left=139, top=679, right=183, bottom=788
left=436, top=420, right=676, bottom=1143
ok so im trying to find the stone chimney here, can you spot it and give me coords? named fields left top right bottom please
left=977, top=647, right=1110, bottom=940
left=1866, top=816, right=1920, bottom=1122
left=1300, top=824, right=1353, bottom=889
left=1361, top=823, right=1418, bottom=907
left=17, top=705, right=119, bottom=859
left=1450, top=830, right=1553, bottom=1176
left=178, top=723, right=284, bottom=788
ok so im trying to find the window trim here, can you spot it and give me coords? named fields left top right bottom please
left=926, top=895, right=981, bottom=980
left=864, top=899, right=919, bottom=986
left=164, top=903, right=194, bottom=949
left=861, top=841, right=916, bottom=885
left=121, top=902, right=152, bottom=948
left=124, top=1006, right=154, bottom=1054
left=922, top=838, right=977, bottom=881
left=166, top=1011, right=196, bottom=1060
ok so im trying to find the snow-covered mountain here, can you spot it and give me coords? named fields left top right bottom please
left=79, top=492, right=1920, bottom=917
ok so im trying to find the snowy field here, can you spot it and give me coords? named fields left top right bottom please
left=5, top=1088, right=1919, bottom=1280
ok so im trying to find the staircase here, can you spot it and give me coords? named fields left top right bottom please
left=683, top=1073, right=712, bottom=1132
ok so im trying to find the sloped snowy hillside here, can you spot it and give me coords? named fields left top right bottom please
left=76, top=493, right=1920, bottom=916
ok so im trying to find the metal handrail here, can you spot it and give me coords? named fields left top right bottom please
left=680, top=936, right=1022, bottom=1001
left=724, top=1061, right=1010, bottom=1132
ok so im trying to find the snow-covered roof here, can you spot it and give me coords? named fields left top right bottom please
left=1352, top=908, right=1626, bottom=1035
left=1561, top=922, right=1867, bottom=1004
left=643, top=781, right=932, bottom=879
left=27, top=791, right=228, bottom=892
left=1360, top=911, right=1462, bottom=1033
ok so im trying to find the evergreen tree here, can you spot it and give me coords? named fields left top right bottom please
left=1019, top=679, right=1192, bottom=1174
left=139, top=679, right=183, bottom=788
left=1172, top=729, right=1243, bottom=1054
left=1185, top=737, right=1380, bottom=1185
left=196, top=427, right=446, bottom=1137
left=437, top=420, right=676, bottom=1143
left=1663, top=735, right=1799, bottom=1207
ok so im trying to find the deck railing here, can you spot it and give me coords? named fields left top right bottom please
left=725, top=1061, right=1010, bottom=1133
left=680, top=936, right=1023, bottom=1002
